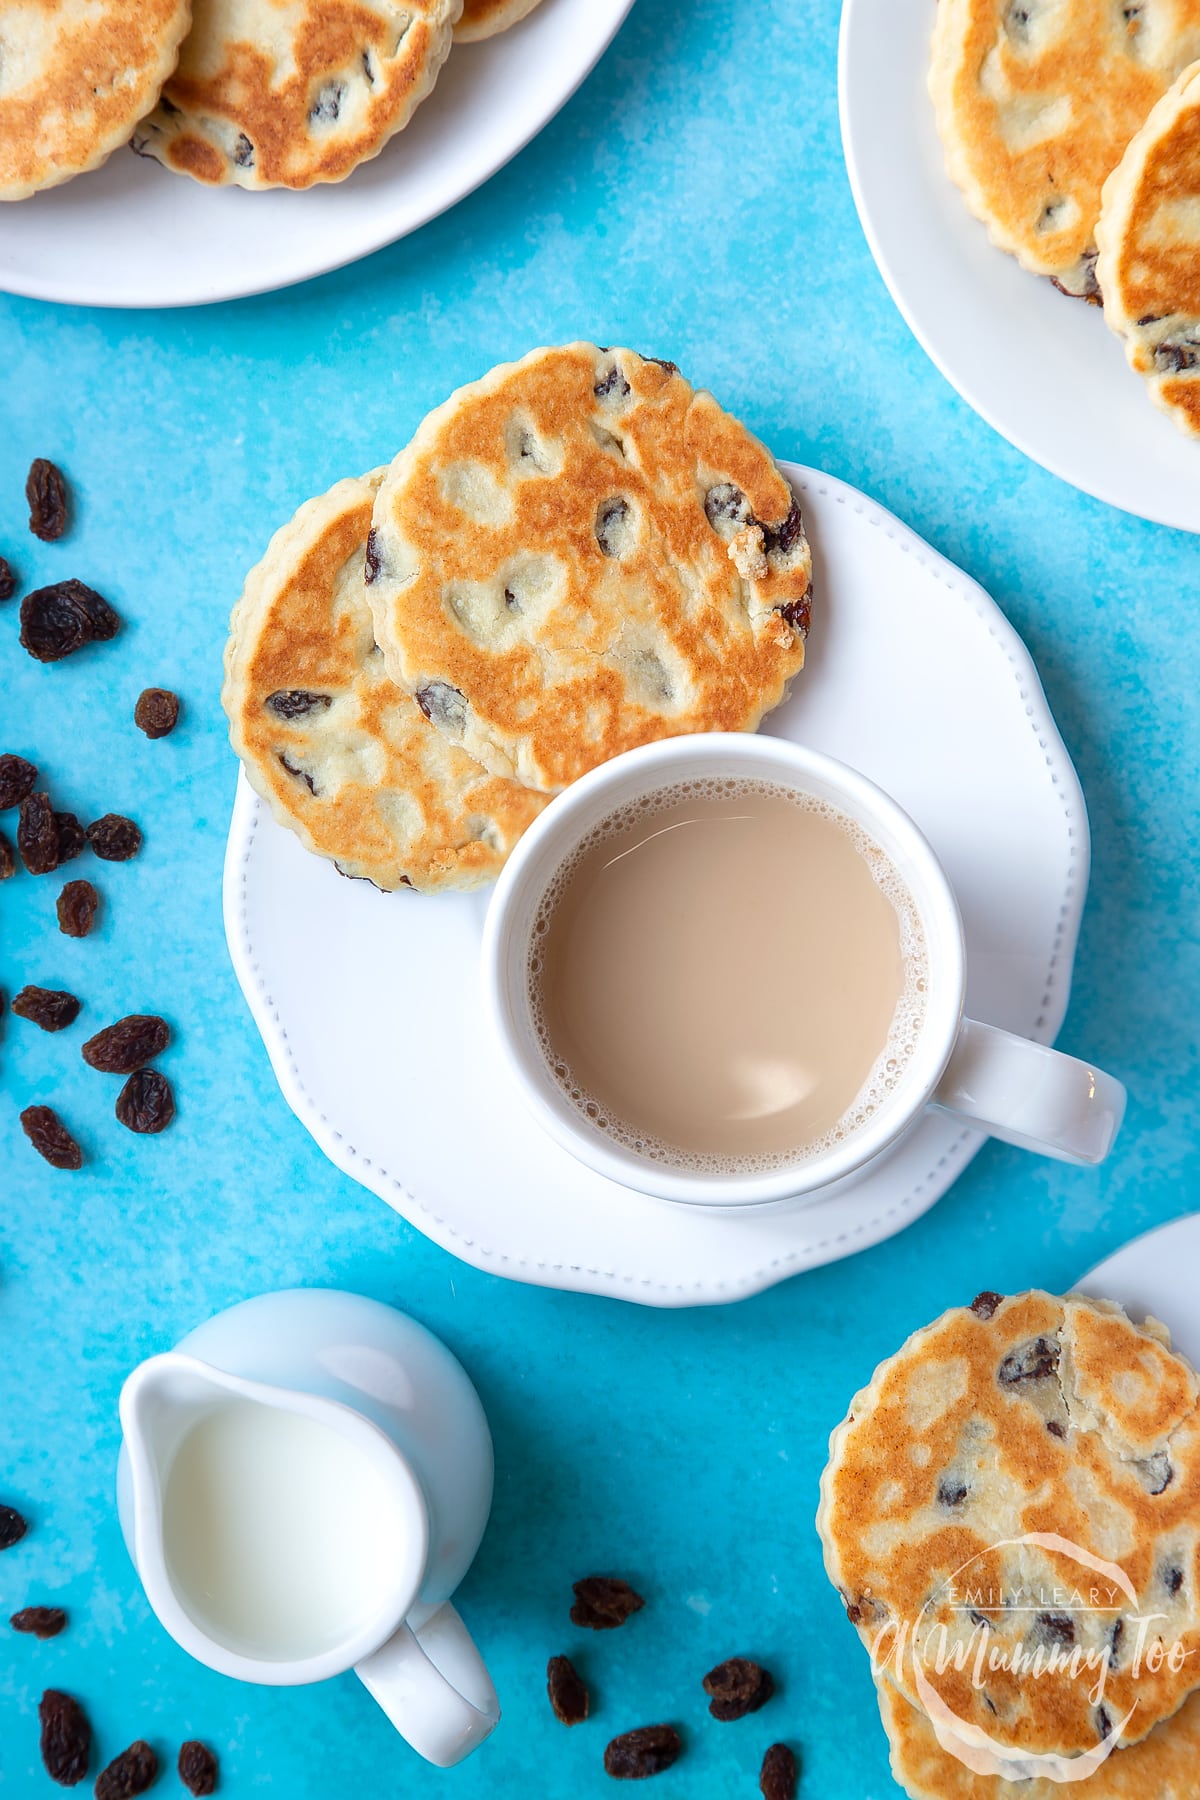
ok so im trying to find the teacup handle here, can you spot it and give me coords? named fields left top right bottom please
left=356, top=1602, right=500, bottom=1768
left=932, top=1018, right=1126, bottom=1166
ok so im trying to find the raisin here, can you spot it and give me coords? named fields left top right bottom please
left=644, top=355, right=678, bottom=375
left=775, top=595, right=811, bottom=636
left=12, top=986, right=81, bottom=1031
left=998, top=1336, right=1059, bottom=1385
left=1047, top=1420, right=1067, bottom=1439
left=603, top=1726, right=681, bottom=1779
left=26, top=460, right=68, bottom=542
left=0, top=753, right=37, bottom=809
left=82, top=1014, right=169, bottom=1073
left=971, top=1291, right=1004, bottom=1320
left=278, top=753, right=316, bottom=794
left=18, top=791, right=60, bottom=874
left=1135, top=1451, right=1174, bottom=1495
left=702, top=1657, right=774, bottom=1721
left=55, top=811, right=85, bottom=865
left=86, top=814, right=142, bottom=861
left=705, top=483, right=752, bottom=531
left=571, top=1576, right=645, bottom=1630
left=309, top=81, right=344, bottom=122
left=594, top=363, right=632, bottom=401
left=1032, top=1613, right=1076, bottom=1649
left=364, top=529, right=382, bottom=583
left=116, top=1068, right=175, bottom=1134
left=1165, top=1565, right=1184, bottom=1596
left=759, top=1743, right=798, bottom=1800
left=134, top=688, right=180, bottom=738
left=0, top=1504, right=28, bottom=1549
left=12, top=1606, right=67, bottom=1638
left=178, top=1742, right=218, bottom=1797
left=763, top=502, right=806, bottom=558
left=596, top=496, right=631, bottom=556
left=57, top=879, right=99, bottom=937
left=20, top=1105, right=83, bottom=1169
left=95, top=1741, right=158, bottom=1800
left=936, top=1477, right=969, bottom=1508
left=0, top=829, right=13, bottom=880
left=547, top=1654, right=589, bottom=1725
left=266, top=690, right=332, bottom=719
left=38, top=1689, right=91, bottom=1786
left=415, top=682, right=468, bottom=736
left=20, top=581, right=118, bottom=661
left=0, top=554, right=16, bottom=599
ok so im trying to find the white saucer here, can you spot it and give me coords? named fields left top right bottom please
left=838, top=0, right=1200, bottom=534
left=0, top=0, right=634, bottom=309
left=224, top=463, right=1087, bottom=1307
left=1077, top=1214, right=1200, bottom=1369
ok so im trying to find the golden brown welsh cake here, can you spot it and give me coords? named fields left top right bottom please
left=455, top=0, right=544, bottom=42
left=929, top=0, right=1200, bottom=297
left=365, top=344, right=812, bottom=794
left=877, top=1677, right=1200, bottom=1800
left=0, top=0, right=192, bottom=201
left=817, top=1292, right=1200, bottom=1759
left=1097, top=60, right=1200, bottom=439
left=223, top=471, right=547, bottom=893
left=134, top=0, right=461, bottom=189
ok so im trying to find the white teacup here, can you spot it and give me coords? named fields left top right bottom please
left=482, top=734, right=1126, bottom=1207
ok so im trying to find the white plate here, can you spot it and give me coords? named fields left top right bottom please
left=838, top=0, right=1200, bottom=535
left=1077, top=1214, right=1200, bottom=1369
left=0, top=0, right=635, bottom=310
left=224, top=463, right=1088, bottom=1308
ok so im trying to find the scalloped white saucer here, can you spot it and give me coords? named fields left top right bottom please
left=1078, top=1214, right=1200, bottom=1368
left=223, top=463, right=1088, bottom=1307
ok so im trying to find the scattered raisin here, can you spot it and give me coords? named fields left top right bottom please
left=971, top=1291, right=1004, bottom=1320
left=95, top=1741, right=158, bottom=1800
left=82, top=1014, right=169, bottom=1073
left=571, top=1576, right=645, bottom=1630
left=603, top=1726, right=681, bottom=1780
left=936, top=1477, right=969, bottom=1508
left=702, top=1657, right=774, bottom=1721
left=20, top=581, right=118, bottom=662
left=775, top=595, right=811, bottom=636
left=57, top=879, right=99, bottom=937
left=178, top=1742, right=218, bottom=1797
left=0, top=1505, right=28, bottom=1549
left=12, top=1606, right=67, bottom=1638
left=12, top=986, right=81, bottom=1032
left=38, top=1688, right=91, bottom=1786
left=0, top=554, right=16, bottom=599
left=0, top=829, right=13, bottom=880
left=759, top=1743, right=798, bottom=1800
left=18, top=791, right=60, bottom=874
left=1033, top=1613, right=1076, bottom=1649
left=266, top=689, right=331, bottom=719
left=415, top=682, right=468, bottom=735
left=595, top=496, right=631, bottom=557
left=0, top=753, right=37, bottom=809
left=116, top=1068, right=175, bottom=1135
left=364, top=527, right=382, bottom=583
left=86, top=814, right=141, bottom=861
left=1047, top=1420, right=1067, bottom=1438
left=594, top=362, right=632, bottom=401
left=134, top=688, right=180, bottom=738
left=547, top=1655, right=589, bottom=1725
left=26, top=460, right=68, bottom=541
left=20, top=1105, right=83, bottom=1169
left=55, top=811, right=85, bottom=865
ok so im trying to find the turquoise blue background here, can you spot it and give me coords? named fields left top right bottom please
left=2, top=0, right=1198, bottom=1793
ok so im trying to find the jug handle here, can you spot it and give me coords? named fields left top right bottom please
left=355, top=1602, right=500, bottom=1768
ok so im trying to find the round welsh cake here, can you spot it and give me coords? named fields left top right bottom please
left=817, top=1291, right=1200, bottom=1759
left=223, top=470, right=547, bottom=893
left=876, top=1676, right=1200, bottom=1800
left=1097, top=61, right=1200, bottom=440
left=133, top=0, right=460, bottom=188
left=365, top=344, right=812, bottom=794
left=0, top=0, right=192, bottom=201
left=930, top=0, right=1200, bottom=297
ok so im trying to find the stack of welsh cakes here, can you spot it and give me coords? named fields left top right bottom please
left=222, top=344, right=814, bottom=894
left=931, top=0, right=1200, bottom=437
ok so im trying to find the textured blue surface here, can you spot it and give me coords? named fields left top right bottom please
left=2, top=0, right=1198, bottom=1794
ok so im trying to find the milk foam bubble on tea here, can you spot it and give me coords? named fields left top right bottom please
left=162, top=1398, right=410, bottom=1662
left=529, top=779, right=927, bottom=1172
